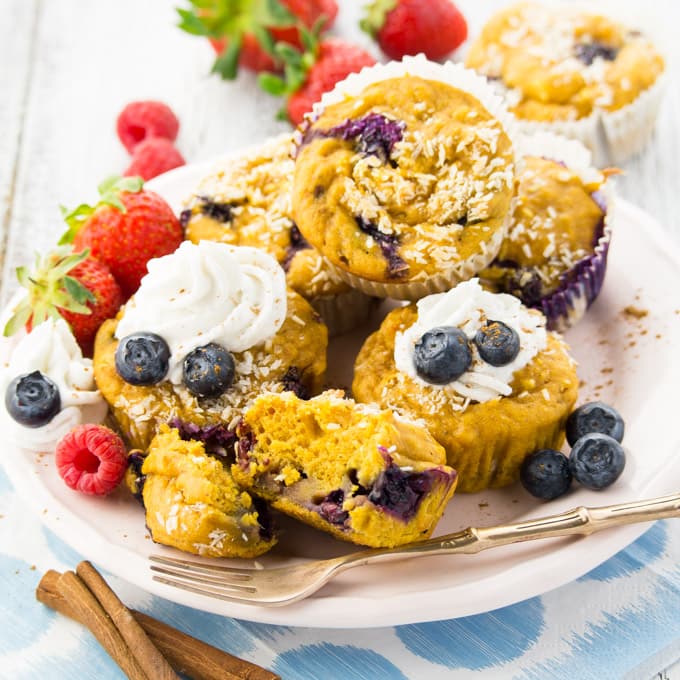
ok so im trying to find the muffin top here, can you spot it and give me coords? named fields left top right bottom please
left=482, top=148, right=607, bottom=303
left=293, top=71, right=515, bottom=285
left=182, top=136, right=350, bottom=298
left=466, top=2, right=664, bottom=121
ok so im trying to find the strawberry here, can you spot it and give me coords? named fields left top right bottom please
left=178, top=0, right=338, bottom=78
left=60, top=176, right=183, bottom=300
left=361, top=0, right=468, bottom=61
left=3, top=247, right=123, bottom=357
left=259, top=37, right=377, bottom=126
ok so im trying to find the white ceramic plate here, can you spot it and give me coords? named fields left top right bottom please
left=2, top=161, right=680, bottom=629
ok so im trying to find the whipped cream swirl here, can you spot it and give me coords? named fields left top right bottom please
left=115, top=241, right=287, bottom=384
left=0, top=319, right=106, bottom=452
left=394, top=279, right=547, bottom=402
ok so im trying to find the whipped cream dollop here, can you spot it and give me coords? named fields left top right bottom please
left=0, top=318, right=107, bottom=452
left=115, top=241, right=287, bottom=384
left=394, top=279, right=547, bottom=402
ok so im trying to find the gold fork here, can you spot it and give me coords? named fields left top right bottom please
left=150, top=491, right=680, bottom=607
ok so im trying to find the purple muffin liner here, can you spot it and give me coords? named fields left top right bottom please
left=538, top=189, right=613, bottom=332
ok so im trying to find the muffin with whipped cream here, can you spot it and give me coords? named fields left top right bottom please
left=232, top=390, right=458, bottom=548
left=1, top=318, right=107, bottom=453
left=292, top=55, right=516, bottom=301
left=93, top=240, right=328, bottom=451
left=181, top=135, right=377, bottom=335
left=480, top=132, right=613, bottom=330
left=352, top=279, right=578, bottom=492
left=465, top=2, right=665, bottom=163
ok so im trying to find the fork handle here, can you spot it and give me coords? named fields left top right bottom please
left=340, top=492, right=680, bottom=569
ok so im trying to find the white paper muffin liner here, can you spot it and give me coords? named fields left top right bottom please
left=514, top=74, right=666, bottom=167
left=327, top=221, right=509, bottom=301
left=310, top=288, right=379, bottom=337
left=294, top=55, right=519, bottom=301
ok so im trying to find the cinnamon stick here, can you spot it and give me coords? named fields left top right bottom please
left=56, top=571, right=149, bottom=680
left=38, top=570, right=279, bottom=680
left=76, top=561, right=178, bottom=680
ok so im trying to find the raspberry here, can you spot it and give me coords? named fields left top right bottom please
left=116, top=100, right=180, bottom=153
left=55, top=425, right=128, bottom=496
left=124, top=138, right=185, bottom=181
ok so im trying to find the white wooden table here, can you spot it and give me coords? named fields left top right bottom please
left=1, top=1, right=679, bottom=678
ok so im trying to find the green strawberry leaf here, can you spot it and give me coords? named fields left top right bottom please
left=258, top=72, right=288, bottom=95
left=251, top=24, right=277, bottom=57
left=59, top=203, right=95, bottom=244
left=16, top=265, right=30, bottom=288
left=59, top=176, right=142, bottom=243
left=212, top=33, right=243, bottom=79
left=360, top=0, right=398, bottom=38
left=63, top=275, right=96, bottom=305
left=3, top=300, right=31, bottom=337
left=177, top=7, right=212, bottom=35
left=254, top=0, right=296, bottom=26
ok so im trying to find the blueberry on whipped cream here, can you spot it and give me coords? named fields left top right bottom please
left=5, top=371, right=61, bottom=427
left=413, top=327, right=472, bottom=384
left=394, top=279, right=547, bottom=401
left=115, top=332, right=170, bottom=386
left=0, top=318, right=106, bottom=451
left=114, top=241, right=287, bottom=386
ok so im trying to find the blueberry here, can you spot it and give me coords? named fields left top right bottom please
left=475, top=320, right=520, bottom=366
left=520, top=449, right=572, bottom=500
left=574, top=42, right=619, bottom=66
left=5, top=370, right=61, bottom=428
left=183, top=343, right=235, bottom=398
left=368, top=465, right=421, bottom=521
left=115, top=332, right=170, bottom=386
left=566, top=402, right=625, bottom=447
left=569, top=433, right=625, bottom=490
left=413, top=327, right=472, bottom=384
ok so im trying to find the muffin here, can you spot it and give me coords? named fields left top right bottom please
left=466, top=2, right=665, bottom=164
left=480, top=132, right=613, bottom=331
left=292, top=55, right=516, bottom=300
left=352, top=279, right=579, bottom=493
left=232, top=390, right=458, bottom=547
left=181, top=135, right=377, bottom=335
left=137, top=425, right=275, bottom=558
left=93, top=241, right=327, bottom=450
left=1, top=318, right=107, bottom=453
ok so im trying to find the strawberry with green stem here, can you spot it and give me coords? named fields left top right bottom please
left=4, top=247, right=123, bottom=357
left=60, top=176, right=184, bottom=300
left=258, top=29, right=377, bottom=125
left=177, top=0, right=338, bottom=78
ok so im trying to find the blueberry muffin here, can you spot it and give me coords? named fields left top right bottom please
left=292, top=56, right=516, bottom=300
left=181, top=136, right=376, bottom=335
left=466, top=2, right=665, bottom=163
left=232, top=390, right=458, bottom=547
left=480, top=132, right=613, bottom=330
left=136, top=425, right=275, bottom=558
left=93, top=241, right=327, bottom=450
left=352, top=279, right=579, bottom=493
